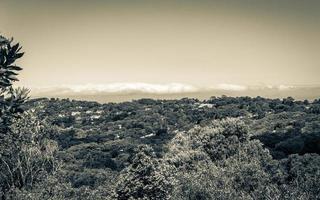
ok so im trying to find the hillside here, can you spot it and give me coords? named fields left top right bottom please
left=16, top=96, right=320, bottom=199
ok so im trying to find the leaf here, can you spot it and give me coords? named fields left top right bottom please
left=7, top=75, right=19, bottom=81
left=8, top=65, right=22, bottom=71
left=0, top=68, right=6, bottom=74
left=0, top=81, right=11, bottom=87
left=15, top=52, right=24, bottom=59
left=5, top=71, right=18, bottom=76
left=11, top=43, right=20, bottom=52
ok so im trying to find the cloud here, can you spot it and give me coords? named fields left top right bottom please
left=31, top=83, right=199, bottom=95
left=29, top=83, right=306, bottom=97
left=277, top=85, right=296, bottom=91
left=214, top=84, right=248, bottom=91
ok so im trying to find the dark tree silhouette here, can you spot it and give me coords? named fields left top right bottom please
left=0, top=35, right=29, bottom=134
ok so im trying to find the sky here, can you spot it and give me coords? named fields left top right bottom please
left=1, top=0, right=320, bottom=90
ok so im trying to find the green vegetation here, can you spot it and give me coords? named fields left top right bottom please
left=1, top=36, right=320, bottom=199
left=0, top=36, right=57, bottom=199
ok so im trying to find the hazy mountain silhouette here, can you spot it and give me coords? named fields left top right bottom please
left=29, top=83, right=320, bottom=102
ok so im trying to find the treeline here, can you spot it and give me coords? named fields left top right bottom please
left=1, top=36, right=320, bottom=199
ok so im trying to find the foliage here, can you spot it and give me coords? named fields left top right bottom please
left=114, top=145, right=174, bottom=200
left=0, top=35, right=59, bottom=199
left=0, top=36, right=28, bottom=134
left=0, top=109, right=59, bottom=199
left=22, top=95, right=320, bottom=199
left=162, top=117, right=320, bottom=200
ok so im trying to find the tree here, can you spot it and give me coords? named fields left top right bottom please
left=0, top=112, right=59, bottom=198
left=167, top=118, right=281, bottom=200
left=0, top=35, right=58, bottom=199
left=0, top=35, right=28, bottom=134
left=114, top=145, right=174, bottom=200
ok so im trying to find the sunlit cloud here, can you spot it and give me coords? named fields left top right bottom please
left=29, top=83, right=304, bottom=96
left=31, top=83, right=199, bottom=95
left=277, top=85, right=296, bottom=91
left=214, top=84, right=248, bottom=91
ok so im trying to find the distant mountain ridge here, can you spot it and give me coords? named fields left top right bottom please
left=28, top=83, right=320, bottom=103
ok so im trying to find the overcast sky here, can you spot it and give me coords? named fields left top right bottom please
left=1, top=0, right=320, bottom=88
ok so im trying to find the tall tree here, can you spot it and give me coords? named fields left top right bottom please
left=0, top=35, right=28, bottom=134
left=0, top=35, right=57, bottom=199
